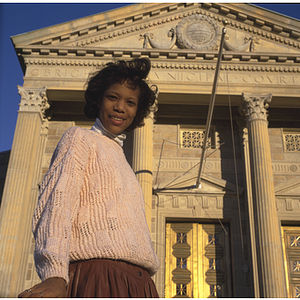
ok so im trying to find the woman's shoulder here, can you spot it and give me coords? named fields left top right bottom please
left=51, top=126, right=96, bottom=161
left=58, top=126, right=97, bottom=146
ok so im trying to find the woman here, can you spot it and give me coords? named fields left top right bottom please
left=18, top=58, right=160, bottom=298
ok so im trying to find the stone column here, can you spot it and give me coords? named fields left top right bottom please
left=239, top=93, right=287, bottom=297
left=237, top=119, right=260, bottom=297
left=0, top=87, right=50, bottom=297
left=132, top=105, right=156, bottom=230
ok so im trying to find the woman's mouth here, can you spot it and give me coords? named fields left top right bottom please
left=109, top=116, right=126, bottom=125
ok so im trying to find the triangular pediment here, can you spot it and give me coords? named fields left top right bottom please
left=12, top=3, right=300, bottom=55
left=154, top=172, right=244, bottom=195
left=275, top=177, right=300, bottom=197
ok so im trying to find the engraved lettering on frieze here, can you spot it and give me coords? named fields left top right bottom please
left=29, top=68, right=93, bottom=79
left=176, top=15, right=220, bottom=50
left=150, top=71, right=299, bottom=85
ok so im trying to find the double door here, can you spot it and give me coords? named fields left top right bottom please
left=165, top=222, right=232, bottom=298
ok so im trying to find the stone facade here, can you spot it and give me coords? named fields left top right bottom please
left=1, top=3, right=300, bottom=297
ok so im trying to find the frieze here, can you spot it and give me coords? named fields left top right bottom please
left=26, top=66, right=300, bottom=85
left=157, top=194, right=234, bottom=216
left=150, top=70, right=300, bottom=85
left=153, top=158, right=243, bottom=173
left=272, top=162, right=300, bottom=174
left=27, top=67, right=96, bottom=79
left=276, top=198, right=300, bottom=214
left=153, top=158, right=300, bottom=175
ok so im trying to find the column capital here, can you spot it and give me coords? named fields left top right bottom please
left=18, top=86, right=51, bottom=119
left=239, top=93, right=272, bottom=123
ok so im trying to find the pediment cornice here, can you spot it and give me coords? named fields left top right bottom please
left=154, top=172, right=244, bottom=195
left=12, top=3, right=300, bottom=52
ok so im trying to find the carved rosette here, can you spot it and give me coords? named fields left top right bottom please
left=239, top=93, right=272, bottom=123
left=176, top=15, right=220, bottom=50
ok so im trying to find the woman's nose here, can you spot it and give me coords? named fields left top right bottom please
left=114, top=99, right=125, bottom=112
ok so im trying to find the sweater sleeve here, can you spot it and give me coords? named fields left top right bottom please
left=32, top=127, right=89, bottom=283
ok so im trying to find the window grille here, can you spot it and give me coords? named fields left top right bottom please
left=180, top=126, right=216, bottom=149
left=283, top=132, right=300, bottom=152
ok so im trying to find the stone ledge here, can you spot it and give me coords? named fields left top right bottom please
left=17, top=46, right=300, bottom=67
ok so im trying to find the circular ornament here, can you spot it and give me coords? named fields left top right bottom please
left=290, top=165, right=298, bottom=172
left=176, top=15, right=220, bottom=50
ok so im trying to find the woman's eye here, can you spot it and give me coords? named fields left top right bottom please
left=107, top=95, right=117, bottom=100
left=127, top=100, right=137, bottom=106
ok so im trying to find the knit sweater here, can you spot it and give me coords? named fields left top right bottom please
left=32, top=122, right=160, bottom=283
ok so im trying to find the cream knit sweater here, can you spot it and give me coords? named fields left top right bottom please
left=32, top=122, right=160, bottom=283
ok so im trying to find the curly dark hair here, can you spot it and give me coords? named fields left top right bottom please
left=84, top=58, right=158, bottom=132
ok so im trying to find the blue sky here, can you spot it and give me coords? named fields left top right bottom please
left=1, top=3, right=300, bottom=152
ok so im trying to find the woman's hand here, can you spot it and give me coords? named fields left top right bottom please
left=18, top=277, right=67, bottom=298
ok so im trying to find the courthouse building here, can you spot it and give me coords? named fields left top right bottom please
left=1, top=3, right=300, bottom=297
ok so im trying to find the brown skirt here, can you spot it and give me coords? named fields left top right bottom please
left=66, top=259, right=159, bottom=298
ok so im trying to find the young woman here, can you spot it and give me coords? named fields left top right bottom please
left=18, top=58, right=160, bottom=298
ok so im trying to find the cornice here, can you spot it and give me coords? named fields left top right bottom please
left=18, top=46, right=300, bottom=68
left=26, top=3, right=300, bottom=51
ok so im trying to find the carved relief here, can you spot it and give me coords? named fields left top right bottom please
left=176, top=15, right=220, bottom=50
left=140, top=28, right=176, bottom=49
left=239, top=93, right=272, bottom=122
left=18, top=86, right=51, bottom=125
left=224, top=35, right=260, bottom=52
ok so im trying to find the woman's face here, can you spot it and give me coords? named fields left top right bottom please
left=98, top=80, right=139, bottom=134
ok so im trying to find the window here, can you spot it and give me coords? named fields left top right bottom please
left=283, top=130, right=300, bottom=152
left=179, top=126, right=216, bottom=149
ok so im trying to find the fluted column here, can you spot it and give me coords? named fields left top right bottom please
left=132, top=105, right=156, bottom=230
left=237, top=118, right=259, bottom=297
left=239, top=93, right=287, bottom=297
left=0, top=87, right=50, bottom=297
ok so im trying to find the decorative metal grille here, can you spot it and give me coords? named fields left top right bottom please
left=209, top=259, right=221, bottom=270
left=181, top=129, right=211, bottom=149
left=208, top=234, right=219, bottom=245
left=177, top=232, right=187, bottom=244
left=165, top=223, right=231, bottom=298
left=290, top=236, right=300, bottom=247
left=293, top=261, right=300, bottom=273
left=284, top=134, right=300, bottom=152
left=210, top=285, right=221, bottom=297
left=176, top=284, right=187, bottom=296
left=283, top=227, right=300, bottom=298
left=295, top=286, right=300, bottom=298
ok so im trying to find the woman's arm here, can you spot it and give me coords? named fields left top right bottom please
left=20, top=127, right=90, bottom=295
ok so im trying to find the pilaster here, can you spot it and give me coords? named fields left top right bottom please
left=132, top=104, right=157, bottom=230
left=239, top=93, right=287, bottom=297
left=0, top=87, right=49, bottom=297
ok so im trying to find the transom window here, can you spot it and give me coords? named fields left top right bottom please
left=179, top=126, right=216, bottom=149
left=283, top=130, right=300, bottom=152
